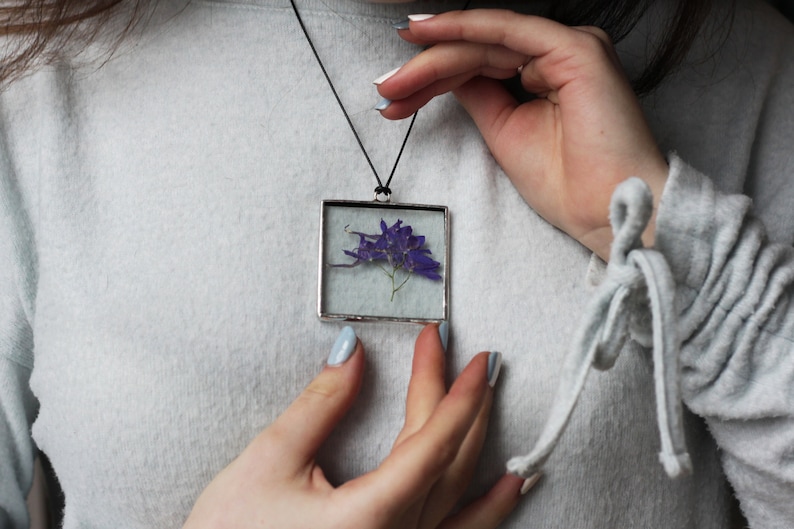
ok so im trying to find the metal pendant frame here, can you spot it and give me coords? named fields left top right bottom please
left=318, top=200, right=449, bottom=323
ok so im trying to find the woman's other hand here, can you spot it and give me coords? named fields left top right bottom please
left=183, top=325, right=532, bottom=529
left=377, top=11, right=669, bottom=260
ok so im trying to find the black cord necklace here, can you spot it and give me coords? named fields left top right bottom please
left=295, top=0, right=451, bottom=324
left=290, top=0, right=417, bottom=202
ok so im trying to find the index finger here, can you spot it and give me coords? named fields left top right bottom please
left=340, top=352, right=491, bottom=516
left=396, top=323, right=449, bottom=443
left=391, top=10, right=612, bottom=89
left=397, top=10, right=573, bottom=57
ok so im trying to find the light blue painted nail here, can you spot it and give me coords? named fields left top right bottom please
left=328, top=326, right=357, bottom=366
left=487, top=352, right=503, bottom=387
left=374, top=97, right=392, bottom=111
left=392, top=19, right=410, bottom=30
left=438, top=321, right=449, bottom=352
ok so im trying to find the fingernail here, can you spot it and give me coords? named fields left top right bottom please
left=328, top=326, right=357, bottom=366
left=487, top=351, right=502, bottom=387
left=373, top=67, right=401, bottom=85
left=520, top=473, right=542, bottom=495
left=391, top=18, right=410, bottom=30
left=407, top=14, right=436, bottom=22
left=438, top=321, right=449, bottom=352
left=374, top=97, right=392, bottom=111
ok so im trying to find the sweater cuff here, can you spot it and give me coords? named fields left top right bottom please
left=654, top=154, right=752, bottom=307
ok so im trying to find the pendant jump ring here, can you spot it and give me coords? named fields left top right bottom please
left=374, top=186, right=391, bottom=203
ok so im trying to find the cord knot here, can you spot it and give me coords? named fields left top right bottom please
left=506, top=177, right=692, bottom=480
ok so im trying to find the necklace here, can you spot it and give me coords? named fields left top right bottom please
left=291, top=0, right=450, bottom=323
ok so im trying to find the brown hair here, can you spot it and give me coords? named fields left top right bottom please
left=549, top=0, right=720, bottom=95
left=0, top=0, right=145, bottom=84
left=0, top=0, right=724, bottom=93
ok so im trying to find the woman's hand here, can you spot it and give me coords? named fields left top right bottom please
left=377, top=10, right=669, bottom=260
left=183, top=325, right=532, bottom=529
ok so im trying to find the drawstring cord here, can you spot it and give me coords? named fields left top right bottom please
left=507, top=177, right=692, bottom=479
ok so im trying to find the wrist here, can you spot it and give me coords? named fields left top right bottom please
left=578, top=169, right=668, bottom=262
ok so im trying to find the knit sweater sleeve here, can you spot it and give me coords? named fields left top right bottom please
left=0, top=104, right=39, bottom=528
left=0, top=261, right=38, bottom=529
left=0, top=355, right=38, bottom=529
left=655, top=155, right=794, bottom=528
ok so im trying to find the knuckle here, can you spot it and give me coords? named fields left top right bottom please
left=250, top=425, right=286, bottom=458
left=302, top=378, right=342, bottom=402
left=572, top=27, right=615, bottom=58
left=449, top=459, right=476, bottom=483
left=431, top=437, right=459, bottom=469
left=582, top=25, right=613, bottom=46
left=443, top=466, right=474, bottom=498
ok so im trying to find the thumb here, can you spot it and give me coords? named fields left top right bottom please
left=453, top=76, right=519, bottom=149
left=261, top=326, right=365, bottom=472
left=454, top=76, right=551, bottom=187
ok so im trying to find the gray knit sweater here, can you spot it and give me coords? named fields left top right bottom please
left=1, top=0, right=792, bottom=527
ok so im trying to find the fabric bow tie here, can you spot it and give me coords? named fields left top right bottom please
left=507, top=177, right=692, bottom=480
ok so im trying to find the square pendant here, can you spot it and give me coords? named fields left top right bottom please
left=318, top=200, right=449, bottom=323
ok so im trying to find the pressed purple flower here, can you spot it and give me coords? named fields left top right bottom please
left=405, top=249, right=443, bottom=281
left=331, top=219, right=442, bottom=301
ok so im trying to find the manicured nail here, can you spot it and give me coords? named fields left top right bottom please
left=373, top=67, right=401, bottom=85
left=520, top=473, right=542, bottom=495
left=487, top=351, right=502, bottom=387
left=374, top=97, right=392, bottom=111
left=391, top=18, right=410, bottom=30
left=328, top=326, right=357, bottom=366
left=438, top=321, right=449, bottom=352
left=408, top=14, right=436, bottom=22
